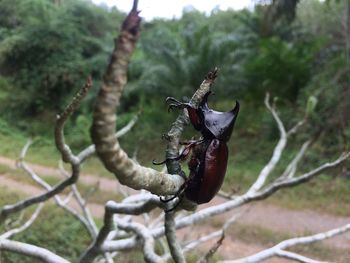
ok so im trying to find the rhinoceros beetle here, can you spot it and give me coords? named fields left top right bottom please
left=153, top=91, right=239, bottom=209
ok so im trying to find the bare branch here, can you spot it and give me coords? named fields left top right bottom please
left=58, top=160, right=97, bottom=236
left=279, top=140, right=311, bottom=180
left=0, top=203, right=44, bottom=240
left=55, top=77, right=92, bottom=164
left=0, top=239, right=70, bottom=263
left=221, top=222, right=350, bottom=263
left=197, top=233, right=225, bottom=263
left=247, top=93, right=287, bottom=194
left=107, top=197, right=161, bottom=215
left=275, top=250, right=325, bottom=263
left=80, top=196, right=161, bottom=262
left=165, top=211, right=186, bottom=263
left=0, top=77, right=92, bottom=221
left=287, top=118, right=306, bottom=137
left=161, top=69, right=219, bottom=261
left=102, top=150, right=350, bottom=254
left=115, top=218, right=163, bottom=263
left=14, top=142, right=93, bottom=236
left=0, top=167, right=80, bottom=224
left=163, top=68, right=218, bottom=184
left=257, top=151, right=350, bottom=200
left=79, top=205, right=115, bottom=263
left=181, top=231, right=223, bottom=258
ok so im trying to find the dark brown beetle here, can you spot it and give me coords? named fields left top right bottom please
left=154, top=91, right=239, bottom=207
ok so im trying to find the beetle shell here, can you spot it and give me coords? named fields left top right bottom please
left=185, top=138, right=228, bottom=204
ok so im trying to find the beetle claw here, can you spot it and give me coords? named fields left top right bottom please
left=166, top=97, right=187, bottom=112
left=160, top=195, right=178, bottom=203
left=168, top=103, right=179, bottom=112
left=152, top=159, right=166, bottom=165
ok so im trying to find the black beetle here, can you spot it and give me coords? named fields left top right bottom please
left=154, top=91, right=239, bottom=208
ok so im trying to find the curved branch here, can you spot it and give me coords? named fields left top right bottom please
left=78, top=112, right=140, bottom=162
left=0, top=158, right=80, bottom=222
left=0, top=239, right=70, bottom=263
left=55, top=77, right=92, bottom=164
left=247, top=93, right=287, bottom=194
left=101, top=151, right=350, bottom=253
left=165, top=212, right=185, bottom=263
left=0, top=78, right=91, bottom=222
left=19, top=157, right=92, bottom=235
left=106, top=197, right=161, bottom=215
left=221, top=222, right=350, bottom=263
left=79, top=196, right=161, bottom=262
left=90, top=0, right=183, bottom=196
left=0, top=203, right=44, bottom=240
left=115, top=218, right=163, bottom=263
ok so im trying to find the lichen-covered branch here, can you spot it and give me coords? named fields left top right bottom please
left=55, top=77, right=92, bottom=164
left=90, top=0, right=183, bottom=196
left=78, top=112, right=140, bottom=162
left=164, top=68, right=218, bottom=179
left=162, top=68, right=218, bottom=262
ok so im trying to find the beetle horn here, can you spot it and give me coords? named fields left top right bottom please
left=231, top=100, right=240, bottom=116
left=229, top=100, right=240, bottom=127
left=217, top=100, right=240, bottom=141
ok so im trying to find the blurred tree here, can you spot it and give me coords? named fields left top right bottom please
left=0, top=0, right=123, bottom=119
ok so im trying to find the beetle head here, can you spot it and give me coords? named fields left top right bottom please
left=199, top=92, right=239, bottom=142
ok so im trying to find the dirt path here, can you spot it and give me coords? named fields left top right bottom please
left=0, top=156, right=349, bottom=261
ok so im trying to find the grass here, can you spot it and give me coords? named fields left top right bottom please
left=268, top=174, right=350, bottom=216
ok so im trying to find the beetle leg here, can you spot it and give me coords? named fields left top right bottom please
left=164, top=197, right=184, bottom=213
left=153, top=157, right=177, bottom=165
left=161, top=164, right=199, bottom=209
left=160, top=181, right=188, bottom=203
left=152, top=140, right=202, bottom=165
left=179, top=138, right=204, bottom=146
left=166, top=97, right=192, bottom=112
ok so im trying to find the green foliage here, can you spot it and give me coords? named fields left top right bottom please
left=0, top=0, right=123, bottom=119
left=306, top=95, right=317, bottom=115
left=243, top=35, right=320, bottom=102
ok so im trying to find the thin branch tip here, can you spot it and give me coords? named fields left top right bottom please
left=132, top=0, right=139, bottom=12
left=205, top=67, right=219, bottom=82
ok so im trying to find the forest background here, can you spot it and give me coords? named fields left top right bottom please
left=0, top=0, right=349, bottom=261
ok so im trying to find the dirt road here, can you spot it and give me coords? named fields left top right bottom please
left=0, top=156, right=349, bottom=262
